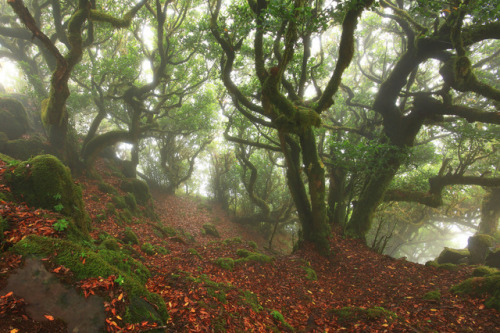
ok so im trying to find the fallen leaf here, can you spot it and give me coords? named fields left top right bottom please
left=44, top=314, right=55, bottom=321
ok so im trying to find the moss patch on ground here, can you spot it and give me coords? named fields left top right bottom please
left=11, top=235, right=168, bottom=323
left=451, top=272, right=500, bottom=311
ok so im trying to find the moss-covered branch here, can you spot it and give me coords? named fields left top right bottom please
left=413, top=95, right=500, bottom=125
left=384, top=175, right=500, bottom=208
left=90, top=0, right=147, bottom=28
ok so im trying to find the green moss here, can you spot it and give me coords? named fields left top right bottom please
left=141, top=243, right=156, bottom=256
left=5, top=154, right=89, bottom=233
left=438, top=263, right=458, bottom=271
left=243, top=253, right=273, bottom=264
left=451, top=274, right=500, bottom=311
left=247, top=241, right=257, bottom=249
left=468, top=234, right=495, bottom=264
left=215, top=257, right=235, bottom=271
left=155, top=245, right=170, bottom=255
left=121, top=179, right=152, bottom=205
left=0, top=152, right=16, bottom=163
left=153, top=224, right=177, bottom=237
left=202, top=223, right=220, bottom=238
left=270, top=310, right=294, bottom=331
left=236, top=249, right=253, bottom=258
left=124, top=193, right=138, bottom=212
left=112, top=196, right=127, bottom=209
left=188, top=248, right=203, bottom=259
left=425, top=260, right=439, bottom=268
left=12, top=235, right=158, bottom=296
left=240, top=290, right=263, bottom=313
left=331, top=306, right=397, bottom=324
left=10, top=235, right=167, bottom=323
left=3, top=136, right=52, bottom=161
left=436, top=247, right=469, bottom=265
left=422, top=290, right=441, bottom=301
left=100, top=238, right=121, bottom=251
left=97, top=182, right=118, bottom=195
left=473, top=266, right=499, bottom=277
left=223, top=237, right=243, bottom=245
left=123, top=227, right=139, bottom=245
left=302, top=266, right=318, bottom=281
left=0, top=97, right=29, bottom=139
left=118, top=209, right=133, bottom=225
left=105, top=203, right=116, bottom=216
left=0, top=216, right=7, bottom=243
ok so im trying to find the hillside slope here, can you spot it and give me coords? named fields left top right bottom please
left=0, top=157, right=499, bottom=332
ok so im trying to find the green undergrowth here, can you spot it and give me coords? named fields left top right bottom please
left=270, top=310, right=294, bottom=331
left=422, top=290, right=441, bottom=301
left=11, top=235, right=168, bottom=324
left=215, top=248, right=273, bottom=271
left=330, top=306, right=397, bottom=324
left=425, top=261, right=459, bottom=270
left=451, top=271, right=500, bottom=311
left=170, top=270, right=280, bottom=330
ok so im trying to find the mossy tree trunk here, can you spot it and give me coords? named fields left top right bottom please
left=8, top=0, right=146, bottom=168
left=345, top=3, right=500, bottom=241
left=478, top=188, right=500, bottom=236
left=210, top=0, right=373, bottom=253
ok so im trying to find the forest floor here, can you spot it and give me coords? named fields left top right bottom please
left=1, top=159, right=499, bottom=332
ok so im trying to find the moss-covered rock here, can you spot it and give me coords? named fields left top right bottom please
left=247, top=241, right=257, bottom=249
left=2, top=136, right=52, bottom=161
left=437, top=263, right=458, bottom=271
left=11, top=235, right=167, bottom=324
left=99, top=238, right=121, bottom=251
left=472, top=266, right=499, bottom=277
left=485, top=248, right=500, bottom=270
left=451, top=273, right=500, bottom=311
left=122, top=227, right=139, bottom=245
left=215, top=257, right=235, bottom=271
left=436, top=247, right=469, bottom=265
left=5, top=154, right=89, bottom=233
left=124, top=193, right=138, bottom=212
left=468, top=234, right=495, bottom=265
left=422, top=290, right=441, bottom=301
left=0, top=97, right=29, bottom=139
left=112, top=195, right=128, bottom=209
left=236, top=249, right=253, bottom=258
left=97, top=182, right=118, bottom=195
left=302, top=266, right=318, bottom=281
left=121, top=178, right=152, bottom=205
left=330, top=306, right=397, bottom=324
left=202, top=223, right=220, bottom=238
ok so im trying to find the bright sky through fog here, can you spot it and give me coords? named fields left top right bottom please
left=0, top=60, right=21, bottom=93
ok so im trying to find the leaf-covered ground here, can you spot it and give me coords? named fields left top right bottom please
left=1, top=159, right=499, bottom=332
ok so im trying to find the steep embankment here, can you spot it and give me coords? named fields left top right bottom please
left=1, top=156, right=499, bottom=332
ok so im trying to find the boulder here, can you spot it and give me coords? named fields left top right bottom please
left=436, top=247, right=469, bottom=265
left=468, top=234, right=495, bottom=265
left=485, top=248, right=500, bottom=269
left=5, top=154, right=89, bottom=233
left=0, top=97, right=29, bottom=139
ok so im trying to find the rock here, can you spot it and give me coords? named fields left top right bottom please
left=436, top=247, right=469, bottom=265
left=0, top=97, right=29, bottom=140
left=468, top=234, right=495, bottom=265
left=5, top=154, right=89, bottom=233
left=485, top=248, right=500, bottom=269
left=1, top=258, right=105, bottom=333
left=202, top=223, right=220, bottom=238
